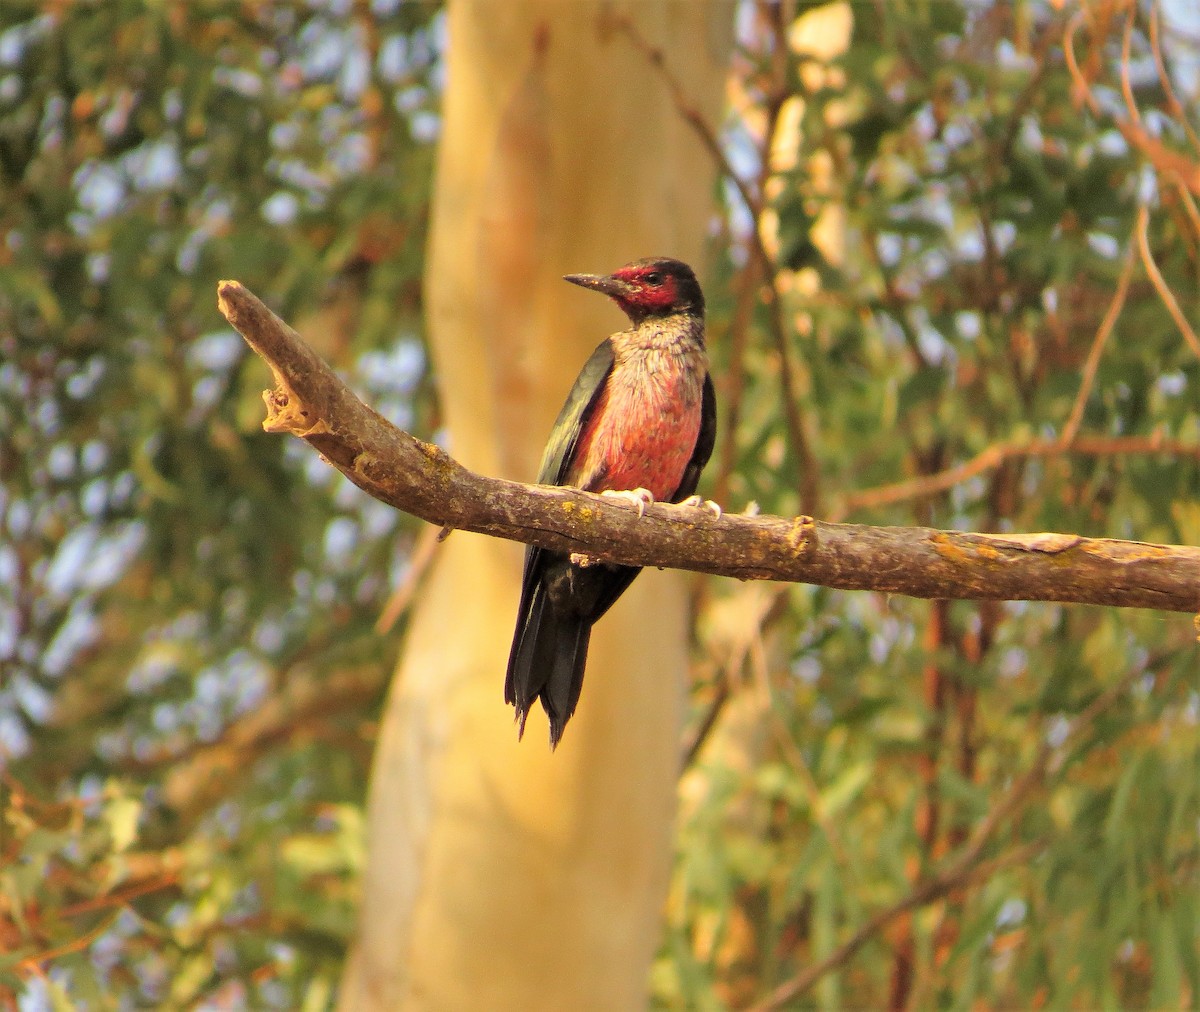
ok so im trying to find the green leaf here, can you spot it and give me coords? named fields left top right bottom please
left=820, top=762, right=872, bottom=817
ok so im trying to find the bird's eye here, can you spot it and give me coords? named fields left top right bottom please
left=644, top=272, right=663, bottom=287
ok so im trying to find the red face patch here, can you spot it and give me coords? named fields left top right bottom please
left=613, top=265, right=679, bottom=313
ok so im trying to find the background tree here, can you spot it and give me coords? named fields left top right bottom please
left=338, top=2, right=733, bottom=1008
left=2, top=1, right=1198, bottom=1010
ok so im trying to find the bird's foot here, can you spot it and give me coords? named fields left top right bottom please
left=600, top=487, right=656, bottom=518
left=569, top=551, right=600, bottom=568
left=679, top=495, right=722, bottom=518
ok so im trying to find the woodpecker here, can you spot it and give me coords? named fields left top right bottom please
left=505, top=257, right=716, bottom=748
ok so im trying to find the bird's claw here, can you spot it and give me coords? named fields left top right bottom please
left=569, top=551, right=599, bottom=568
left=680, top=494, right=722, bottom=518
left=601, top=487, right=656, bottom=518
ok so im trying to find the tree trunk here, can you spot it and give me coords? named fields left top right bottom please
left=338, top=2, right=733, bottom=1008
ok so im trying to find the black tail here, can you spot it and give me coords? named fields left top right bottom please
left=505, top=583, right=593, bottom=749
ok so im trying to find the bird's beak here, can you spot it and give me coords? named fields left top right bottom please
left=563, top=272, right=634, bottom=301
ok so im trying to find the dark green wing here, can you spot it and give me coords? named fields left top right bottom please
left=506, top=346, right=711, bottom=741
left=505, top=339, right=619, bottom=734
left=536, top=339, right=615, bottom=485
left=669, top=372, right=717, bottom=503
left=516, top=339, right=614, bottom=593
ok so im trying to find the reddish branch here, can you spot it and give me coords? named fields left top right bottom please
left=1060, top=214, right=1139, bottom=444
left=1148, top=3, right=1200, bottom=156
left=1064, top=10, right=1200, bottom=196
left=1136, top=203, right=1200, bottom=362
left=837, top=432, right=1200, bottom=519
left=142, top=665, right=385, bottom=826
left=1061, top=6, right=1200, bottom=365
left=217, top=281, right=1200, bottom=614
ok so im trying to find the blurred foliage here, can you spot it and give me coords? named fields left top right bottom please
left=659, top=2, right=1199, bottom=1009
left=1, top=0, right=1198, bottom=1009
left=0, top=0, right=439, bottom=1005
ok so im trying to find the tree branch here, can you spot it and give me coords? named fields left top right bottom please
left=217, top=281, right=1200, bottom=615
left=837, top=431, right=1200, bottom=518
left=1060, top=210, right=1139, bottom=445
left=1064, top=9, right=1200, bottom=195
left=749, top=839, right=1048, bottom=1012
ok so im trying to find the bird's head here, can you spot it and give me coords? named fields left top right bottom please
left=563, top=257, right=704, bottom=324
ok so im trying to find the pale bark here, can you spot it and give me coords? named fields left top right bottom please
left=336, top=4, right=734, bottom=1009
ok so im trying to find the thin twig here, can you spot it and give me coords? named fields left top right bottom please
left=1064, top=10, right=1200, bottom=194
left=750, top=842, right=1045, bottom=1011
left=1060, top=213, right=1140, bottom=445
left=1063, top=11, right=1094, bottom=110
left=682, top=583, right=793, bottom=769
left=610, top=11, right=764, bottom=227
left=837, top=432, right=1200, bottom=518
left=715, top=10, right=788, bottom=508
left=1149, top=2, right=1200, bottom=156
left=375, top=521, right=443, bottom=634
left=1136, top=201, right=1200, bottom=361
left=55, top=874, right=181, bottom=919
left=765, top=257, right=822, bottom=516
left=16, top=912, right=122, bottom=975
left=1172, top=176, right=1200, bottom=243
left=713, top=255, right=764, bottom=508
left=681, top=671, right=730, bottom=769
left=756, top=2, right=823, bottom=515
left=1119, top=3, right=1139, bottom=125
